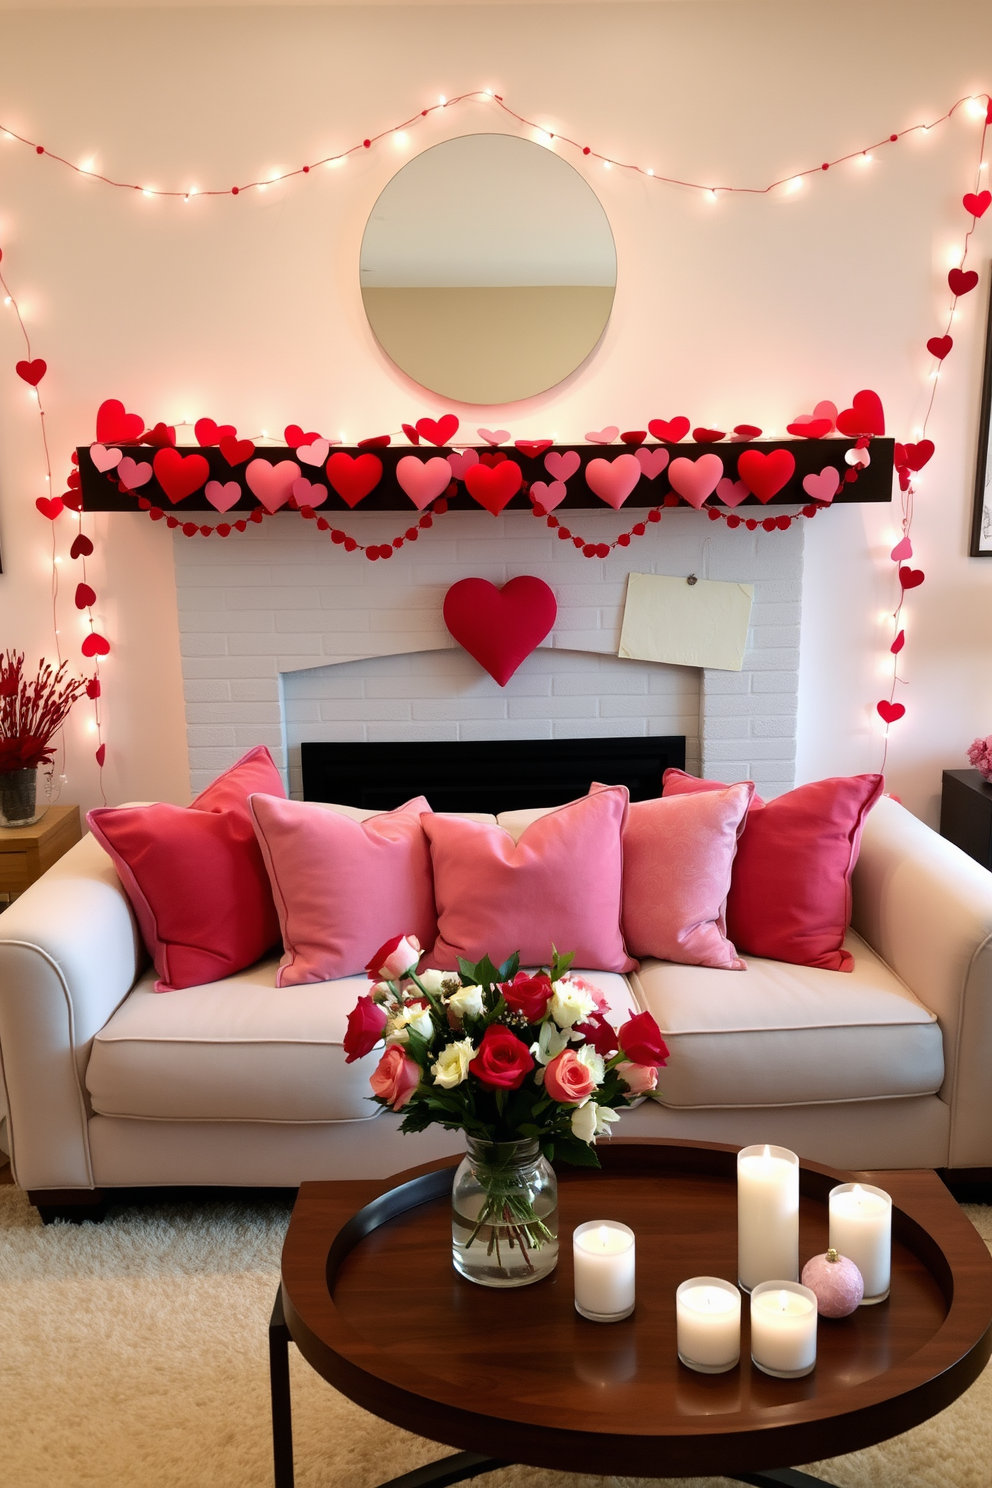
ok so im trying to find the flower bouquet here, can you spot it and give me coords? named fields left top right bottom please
left=344, top=933, right=669, bottom=1288
left=0, top=651, right=86, bottom=826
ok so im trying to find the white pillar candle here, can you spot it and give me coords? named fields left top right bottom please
left=828, top=1183, right=892, bottom=1303
left=737, top=1144, right=799, bottom=1292
left=749, top=1281, right=818, bottom=1378
left=573, top=1222, right=635, bottom=1322
left=676, top=1277, right=741, bottom=1373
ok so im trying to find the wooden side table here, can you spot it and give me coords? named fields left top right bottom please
left=940, top=769, right=992, bottom=870
left=0, top=805, right=82, bottom=903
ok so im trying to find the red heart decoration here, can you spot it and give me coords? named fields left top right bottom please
left=443, top=576, right=557, bottom=686
left=219, top=435, right=255, bottom=466
left=96, top=398, right=144, bottom=443
left=85, top=677, right=101, bottom=700
left=786, top=419, right=833, bottom=439
left=153, top=448, right=210, bottom=503
left=358, top=435, right=391, bottom=449
left=401, top=423, right=421, bottom=445
left=67, top=470, right=81, bottom=489
left=693, top=427, right=727, bottom=443
left=877, top=700, right=905, bottom=724
left=948, top=268, right=979, bottom=297
left=963, top=191, right=991, bottom=218
left=95, top=744, right=106, bottom=768
left=732, top=424, right=762, bottom=440
left=325, top=452, right=383, bottom=507
left=81, top=632, right=111, bottom=658
left=901, top=440, right=934, bottom=472
left=16, top=358, right=47, bottom=386
left=416, top=415, right=459, bottom=447
left=835, top=390, right=885, bottom=437
left=927, top=335, right=953, bottom=360
left=70, top=533, right=94, bottom=559
left=479, top=451, right=508, bottom=467
left=648, top=417, right=690, bottom=443
left=514, top=440, right=554, bottom=459
left=142, top=422, right=177, bottom=448
left=62, top=491, right=84, bottom=512
left=620, top=430, right=647, bottom=446
left=195, top=418, right=236, bottom=446
left=284, top=425, right=321, bottom=449
left=75, top=582, right=96, bottom=610
left=736, top=448, right=796, bottom=503
left=899, top=567, right=925, bottom=589
left=35, top=496, right=64, bottom=520
left=464, top=460, right=522, bottom=514
left=890, top=630, right=905, bottom=655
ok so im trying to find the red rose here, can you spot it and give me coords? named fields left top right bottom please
left=501, top=972, right=552, bottom=1024
left=574, top=1011, right=618, bottom=1057
left=365, top=934, right=421, bottom=982
left=617, top=1011, right=669, bottom=1067
left=343, top=995, right=388, bottom=1064
left=369, top=1045, right=420, bottom=1110
left=469, top=1025, right=535, bottom=1090
left=544, top=1049, right=597, bottom=1104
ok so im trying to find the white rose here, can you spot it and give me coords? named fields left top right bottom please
left=432, top=1037, right=476, bottom=1089
left=446, top=985, right=485, bottom=1022
left=370, top=981, right=393, bottom=1005
left=571, top=1100, right=620, bottom=1144
left=550, top=977, right=598, bottom=1029
left=397, top=1003, right=434, bottom=1040
left=416, top=969, right=448, bottom=996
left=575, top=1043, right=605, bottom=1086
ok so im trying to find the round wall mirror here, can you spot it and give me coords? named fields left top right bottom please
left=360, top=133, right=617, bottom=405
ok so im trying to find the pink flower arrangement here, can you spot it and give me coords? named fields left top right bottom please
left=0, top=652, right=86, bottom=772
left=968, top=736, right=992, bottom=782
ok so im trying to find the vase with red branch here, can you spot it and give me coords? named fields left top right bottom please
left=0, top=652, right=87, bottom=826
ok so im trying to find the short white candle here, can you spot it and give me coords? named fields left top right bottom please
left=737, top=1144, right=799, bottom=1292
left=750, top=1281, right=818, bottom=1378
left=828, top=1183, right=892, bottom=1303
left=573, top=1221, right=635, bottom=1322
left=676, top=1278, right=741, bottom=1373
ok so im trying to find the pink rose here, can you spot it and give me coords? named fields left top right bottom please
left=369, top=1045, right=420, bottom=1110
left=544, top=1049, right=597, bottom=1104
left=343, top=995, right=388, bottom=1064
left=617, top=1060, right=658, bottom=1096
left=366, top=934, right=422, bottom=982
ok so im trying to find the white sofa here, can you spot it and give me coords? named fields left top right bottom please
left=2, top=794, right=991, bottom=1218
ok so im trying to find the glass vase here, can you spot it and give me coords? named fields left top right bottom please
left=451, top=1136, right=558, bottom=1288
left=0, top=768, right=43, bottom=828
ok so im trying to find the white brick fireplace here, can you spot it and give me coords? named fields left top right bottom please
left=173, top=507, right=803, bottom=800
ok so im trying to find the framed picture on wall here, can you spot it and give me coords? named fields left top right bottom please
left=970, top=264, right=992, bottom=555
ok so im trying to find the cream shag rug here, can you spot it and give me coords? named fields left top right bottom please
left=1, top=1186, right=991, bottom=1488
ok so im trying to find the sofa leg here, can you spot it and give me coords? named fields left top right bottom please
left=28, top=1188, right=109, bottom=1224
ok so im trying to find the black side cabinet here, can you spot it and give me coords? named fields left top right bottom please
left=940, top=769, right=992, bottom=870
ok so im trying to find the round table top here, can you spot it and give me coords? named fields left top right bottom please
left=281, top=1139, right=992, bottom=1477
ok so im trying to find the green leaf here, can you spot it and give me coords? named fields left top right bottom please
left=497, top=952, right=520, bottom=982
left=554, top=1135, right=602, bottom=1169
left=457, top=956, right=481, bottom=986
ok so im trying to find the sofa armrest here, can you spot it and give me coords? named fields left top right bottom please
left=852, top=795, right=992, bottom=1167
left=0, top=831, right=143, bottom=1189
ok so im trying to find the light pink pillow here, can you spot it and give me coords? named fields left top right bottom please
left=608, top=781, right=754, bottom=969
left=423, top=786, right=635, bottom=973
left=249, top=795, right=437, bottom=986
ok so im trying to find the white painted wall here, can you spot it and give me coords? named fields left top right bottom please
left=0, top=2, right=989, bottom=822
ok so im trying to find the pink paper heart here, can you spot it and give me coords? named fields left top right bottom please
left=716, top=477, right=749, bottom=507
left=813, top=401, right=839, bottom=427
left=448, top=450, right=481, bottom=481
left=245, top=458, right=301, bottom=513
left=528, top=479, right=568, bottom=512
left=477, top=428, right=510, bottom=446
left=845, top=447, right=870, bottom=468
left=585, top=426, right=620, bottom=444
left=545, top=450, right=580, bottom=482
left=292, top=478, right=328, bottom=508
left=205, top=479, right=242, bottom=513
left=584, top=453, right=642, bottom=509
left=890, top=535, right=913, bottom=561
left=297, top=438, right=330, bottom=467
left=802, top=467, right=841, bottom=504
left=668, top=453, right=725, bottom=508
left=117, top=456, right=152, bottom=489
left=90, top=444, right=123, bottom=473
left=395, top=454, right=452, bottom=509
left=635, top=447, right=669, bottom=480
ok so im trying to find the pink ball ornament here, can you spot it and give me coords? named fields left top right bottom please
left=801, top=1249, right=864, bottom=1318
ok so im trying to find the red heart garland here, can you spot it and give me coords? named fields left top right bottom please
left=786, top=419, right=833, bottom=439
left=195, top=418, right=236, bottom=446
left=358, top=435, right=391, bottom=449
left=948, top=268, right=979, bottom=297
left=325, top=452, right=383, bottom=507
left=416, top=415, right=459, bottom=447
left=890, top=630, right=905, bottom=655
left=647, top=417, right=690, bottom=443
left=152, top=448, right=210, bottom=503
left=15, top=358, right=47, bottom=386
left=62, top=491, right=84, bottom=512
left=75, top=582, right=97, bottom=610
left=70, top=533, right=94, bottom=559
left=514, top=440, right=554, bottom=460
left=219, top=435, right=255, bottom=466
left=693, top=427, right=727, bottom=443
left=479, top=451, right=508, bottom=467
left=284, top=425, right=322, bottom=449
left=401, top=424, right=421, bottom=445
left=732, top=424, right=762, bottom=440
left=443, top=576, right=557, bottom=686
left=96, top=398, right=145, bottom=443
left=464, top=460, right=522, bottom=514
left=835, top=390, right=885, bottom=437
left=899, top=440, right=934, bottom=472
left=927, top=336, right=953, bottom=360
left=736, top=448, right=796, bottom=503
left=142, top=422, right=177, bottom=448
left=95, top=744, right=106, bottom=768
left=899, top=567, right=925, bottom=589
left=877, top=700, right=905, bottom=724
left=963, top=191, right=991, bottom=218
left=35, top=496, right=64, bottom=520
left=81, top=632, right=111, bottom=658
left=620, top=430, right=647, bottom=446
left=85, top=677, right=101, bottom=700
left=67, top=470, right=81, bottom=489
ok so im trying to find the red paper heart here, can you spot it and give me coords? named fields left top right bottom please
left=219, top=435, right=255, bottom=466
left=35, top=496, right=64, bottom=520
left=890, top=630, right=905, bottom=655
left=96, top=398, right=145, bottom=443
left=62, top=491, right=84, bottom=512
left=948, top=268, right=979, bottom=297
left=15, top=358, right=47, bottom=386
left=85, top=677, right=101, bottom=700
left=81, top=632, right=111, bottom=658
left=736, top=448, right=796, bottom=503
left=693, top=427, right=727, bottom=443
left=325, top=452, right=383, bottom=507
left=194, top=418, right=236, bottom=446
left=877, top=700, right=905, bottom=724
left=284, top=425, right=321, bottom=449
left=786, top=419, right=833, bottom=439
left=647, top=417, right=690, bottom=443
left=620, top=430, right=647, bottom=446
left=927, top=335, right=953, bottom=360
left=75, top=582, right=96, bottom=610
left=401, top=424, right=421, bottom=445
left=479, top=451, right=508, bottom=467
left=732, top=424, right=762, bottom=440
left=416, top=415, right=459, bottom=447
left=70, top=533, right=94, bottom=559
left=835, top=390, right=885, bottom=437
left=443, top=576, right=557, bottom=686
left=514, top=440, right=554, bottom=459
left=899, top=567, right=925, bottom=589
left=67, top=471, right=80, bottom=489
left=153, top=448, right=210, bottom=503
left=142, top=422, right=177, bottom=448
left=963, top=191, right=991, bottom=218
left=901, top=440, right=934, bottom=472
left=464, top=460, right=522, bottom=515
left=358, top=435, right=391, bottom=449
left=95, top=744, right=106, bottom=768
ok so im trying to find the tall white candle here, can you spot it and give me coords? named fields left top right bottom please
left=750, top=1281, right=817, bottom=1378
left=828, top=1183, right=892, bottom=1303
left=737, top=1144, right=799, bottom=1292
left=573, top=1222, right=635, bottom=1322
left=676, top=1278, right=741, bottom=1373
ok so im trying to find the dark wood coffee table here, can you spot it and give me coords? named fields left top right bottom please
left=271, top=1139, right=992, bottom=1488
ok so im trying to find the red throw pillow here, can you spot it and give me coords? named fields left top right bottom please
left=661, top=769, right=884, bottom=971
left=88, top=745, right=285, bottom=991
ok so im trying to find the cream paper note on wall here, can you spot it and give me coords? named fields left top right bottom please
left=618, top=572, right=754, bottom=672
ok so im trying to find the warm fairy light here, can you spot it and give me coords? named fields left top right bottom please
left=603, top=159, right=612, bottom=170
left=981, top=161, right=989, bottom=171
left=967, top=98, right=988, bottom=119
left=787, top=176, right=803, bottom=192
left=439, top=95, right=446, bottom=106
left=393, top=132, right=408, bottom=149
left=3, top=296, right=10, bottom=306
left=326, top=157, right=346, bottom=169
left=535, top=129, right=554, bottom=148
left=948, top=247, right=963, bottom=266
left=141, top=188, right=154, bottom=197
left=707, top=189, right=718, bottom=202
left=80, top=158, right=95, bottom=174
left=646, top=168, right=654, bottom=176
left=861, top=152, right=873, bottom=165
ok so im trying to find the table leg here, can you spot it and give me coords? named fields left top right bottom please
left=732, top=1470, right=835, bottom=1487
left=375, top=1455, right=508, bottom=1488
left=269, top=1288, right=295, bottom=1488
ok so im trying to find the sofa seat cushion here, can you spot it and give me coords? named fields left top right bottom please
left=85, top=960, right=638, bottom=1123
left=629, top=931, right=942, bottom=1109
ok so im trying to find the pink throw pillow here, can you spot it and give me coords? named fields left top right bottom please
left=662, top=769, right=884, bottom=971
left=612, top=782, right=753, bottom=969
left=250, top=795, right=437, bottom=986
left=87, top=745, right=285, bottom=992
left=424, top=786, right=635, bottom=973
